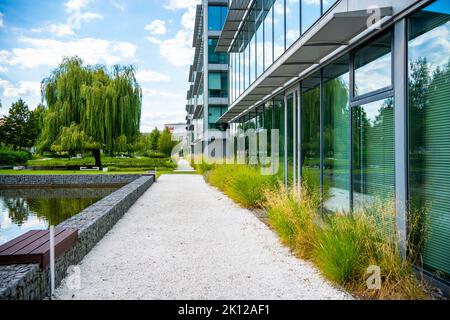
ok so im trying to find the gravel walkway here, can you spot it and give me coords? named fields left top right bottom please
left=55, top=174, right=351, bottom=300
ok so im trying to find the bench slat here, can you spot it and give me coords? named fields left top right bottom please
left=0, top=229, right=78, bottom=268
left=0, top=230, right=40, bottom=254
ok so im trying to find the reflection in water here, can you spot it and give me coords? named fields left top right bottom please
left=0, top=187, right=119, bottom=245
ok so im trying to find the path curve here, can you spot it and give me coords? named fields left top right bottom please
left=55, top=174, right=350, bottom=300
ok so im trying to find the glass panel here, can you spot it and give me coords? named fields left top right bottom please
left=208, top=38, right=228, bottom=64
left=301, top=73, right=321, bottom=193
left=208, top=6, right=228, bottom=31
left=323, top=55, right=350, bottom=212
left=208, top=72, right=228, bottom=98
left=256, top=0, right=264, bottom=78
left=247, top=6, right=256, bottom=85
left=354, top=32, right=392, bottom=97
left=287, top=94, right=295, bottom=185
left=264, top=0, right=274, bottom=70
left=244, top=22, right=250, bottom=90
left=323, top=0, right=337, bottom=13
left=352, top=99, right=394, bottom=210
left=302, top=0, right=321, bottom=34
left=286, top=0, right=300, bottom=48
left=274, top=95, right=285, bottom=181
left=273, top=0, right=285, bottom=60
left=408, top=0, right=450, bottom=280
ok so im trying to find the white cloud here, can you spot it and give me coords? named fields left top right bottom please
left=181, top=7, right=197, bottom=31
left=136, top=70, right=170, bottom=83
left=145, top=20, right=167, bottom=35
left=0, top=79, right=41, bottom=98
left=111, top=1, right=126, bottom=12
left=0, top=66, right=8, bottom=73
left=146, top=31, right=193, bottom=67
left=65, top=0, right=90, bottom=12
left=2, top=37, right=137, bottom=69
left=0, top=13, right=4, bottom=28
left=165, top=0, right=200, bottom=11
left=142, top=88, right=182, bottom=97
left=49, top=24, right=75, bottom=37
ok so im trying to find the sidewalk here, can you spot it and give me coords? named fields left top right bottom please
left=55, top=174, right=350, bottom=300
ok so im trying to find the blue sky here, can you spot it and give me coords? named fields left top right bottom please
left=0, top=0, right=200, bottom=132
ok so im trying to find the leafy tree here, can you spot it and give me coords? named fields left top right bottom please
left=0, top=99, right=39, bottom=150
left=158, top=127, right=176, bottom=157
left=38, top=57, right=142, bottom=167
left=149, top=127, right=161, bottom=151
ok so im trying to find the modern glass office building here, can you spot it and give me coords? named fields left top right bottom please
left=186, top=1, right=230, bottom=152
left=186, top=0, right=450, bottom=291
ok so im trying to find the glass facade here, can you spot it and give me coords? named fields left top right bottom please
left=352, top=99, right=394, bottom=210
left=408, top=0, right=450, bottom=281
left=354, top=32, right=392, bottom=97
left=208, top=5, right=228, bottom=31
left=286, top=0, right=300, bottom=49
left=230, top=0, right=340, bottom=104
left=222, top=0, right=450, bottom=286
left=323, top=55, right=350, bottom=212
left=208, top=38, right=228, bottom=64
left=301, top=74, right=321, bottom=194
left=208, top=72, right=228, bottom=98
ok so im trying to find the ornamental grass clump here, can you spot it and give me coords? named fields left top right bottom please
left=313, top=200, right=428, bottom=300
left=224, top=166, right=278, bottom=208
left=264, top=186, right=320, bottom=259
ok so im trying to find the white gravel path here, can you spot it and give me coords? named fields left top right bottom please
left=55, top=174, right=351, bottom=300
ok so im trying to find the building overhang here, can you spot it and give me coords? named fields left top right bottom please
left=218, top=6, right=393, bottom=123
left=216, top=0, right=254, bottom=53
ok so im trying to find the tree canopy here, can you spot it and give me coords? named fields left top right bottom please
left=38, top=57, right=142, bottom=166
left=0, top=99, right=40, bottom=150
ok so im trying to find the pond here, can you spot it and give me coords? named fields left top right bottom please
left=0, top=186, right=121, bottom=245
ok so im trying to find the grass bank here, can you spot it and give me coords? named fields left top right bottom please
left=199, top=163, right=429, bottom=300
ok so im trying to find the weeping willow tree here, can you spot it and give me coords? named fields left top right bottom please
left=38, top=57, right=142, bottom=167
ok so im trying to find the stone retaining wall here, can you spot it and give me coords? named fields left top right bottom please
left=0, top=174, right=144, bottom=186
left=0, top=175, right=154, bottom=300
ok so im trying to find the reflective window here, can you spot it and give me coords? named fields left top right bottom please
left=301, top=73, right=321, bottom=194
left=286, top=0, right=300, bottom=48
left=322, top=0, right=338, bottom=13
left=323, top=55, right=350, bottom=212
left=208, top=72, right=228, bottom=98
left=408, top=0, right=450, bottom=280
left=273, top=95, right=285, bottom=181
left=273, top=0, right=285, bottom=60
left=354, top=32, right=392, bottom=97
left=264, top=0, right=274, bottom=70
left=249, top=9, right=256, bottom=85
left=208, top=6, right=228, bottom=31
left=208, top=38, right=228, bottom=64
left=352, top=99, right=394, bottom=210
left=302, top=0, right=321, bottom=34
left=256, top=0, right=264, bottom=78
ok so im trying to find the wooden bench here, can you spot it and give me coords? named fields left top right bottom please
left=0, top=229, right=78, bottom=268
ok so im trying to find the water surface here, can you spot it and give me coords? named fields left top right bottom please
left=0, top=186, right=120, bottom=245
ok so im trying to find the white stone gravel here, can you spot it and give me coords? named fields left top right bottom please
left=55, top=174, right=351, bottom=300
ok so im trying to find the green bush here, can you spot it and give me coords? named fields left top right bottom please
left=27, top=156, right=177, bottom=170
left=0, top=148, right=31, bottom=165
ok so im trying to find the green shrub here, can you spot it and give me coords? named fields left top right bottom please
left=0, top=148, right=31, bottom=165
left=27, top=156, right=176, bottom=170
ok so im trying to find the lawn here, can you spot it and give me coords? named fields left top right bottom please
left=0, top=169, right=198, bottom=178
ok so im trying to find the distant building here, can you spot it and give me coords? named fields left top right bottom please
left=164, top=123, right=187, bottom=142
